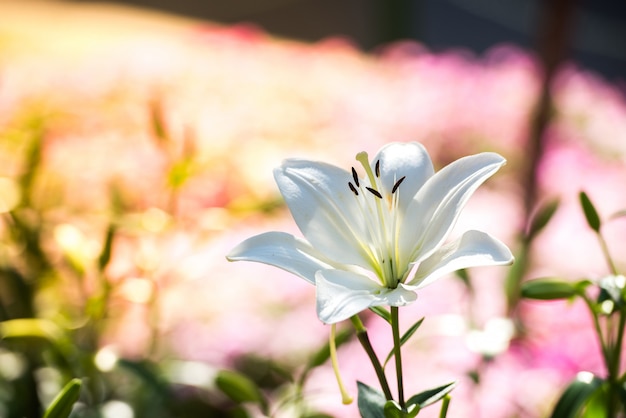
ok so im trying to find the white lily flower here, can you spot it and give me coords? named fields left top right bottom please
left=227, top=142, right=513, bottom=324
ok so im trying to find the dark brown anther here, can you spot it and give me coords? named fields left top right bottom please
left=349, top=182, right=359, bottom=196
left=375, top=160, right=380, bottom=178
left=391, top=176, right=406, bottom=194
left=351, top=167, right=360, bottom=188
left=366, top=187, right=382, bottom=199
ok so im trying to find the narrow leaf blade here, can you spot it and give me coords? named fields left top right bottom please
left=406, top=381, right=457, bottom=409
left=357, top=381, right=387, bottom=418
left=370, top=306, right=391, bottom=323
left=579, top=192, right=601, bottom=232
left=550, top=372, right=603, bottom=418
left=527, top=198, right=559, bottom=240
left=215, top=370, right=267, bottom=412
left=521, top=278, right=578, bottom=300
left=0, top=318, right=62, bottom=342
left=384, top=317, right=424, bottom=367
left=305, top=327, right=352, bottom=370
left=43, top=378, right=81, bottom=418
left=98, top=224, right=116, bottom=271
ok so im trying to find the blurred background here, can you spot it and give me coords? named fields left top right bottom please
left=75, top=0, right=626, bottom=80
left=1, top=1, right=626, bottom=417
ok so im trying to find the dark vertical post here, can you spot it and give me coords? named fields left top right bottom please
left=507, top=0, right=577, bottom=315
left=524, top=0, right=577, bottom=213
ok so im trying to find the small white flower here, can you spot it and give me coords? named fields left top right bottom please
left=466, top=317, right=516, bottom=358
left=227, top=142, right=513, bottom=324
left=598, top=274, right=626, bottom=313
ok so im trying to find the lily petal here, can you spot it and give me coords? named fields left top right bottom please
left=401, top=152, right=506, bottom=266
left=408, top=230, right=514, bottom=289
left=373, top=142, right=434, bottom=212
left=315, top=270, right=417, bottom=324
left=274, top=159, right=373, bottom=269
left=226, top=231, right=335, bottom=284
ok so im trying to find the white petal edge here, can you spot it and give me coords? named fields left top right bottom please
left=373, top=142, right=434, bottom=212
left=400, top=152, right=506, bottom=267
left=407, top=230, right=514, bottom=289
left=315, top=270, right=417, bottom=324
left=226, top=231, right=335, bottom=284
left=274, top=159, right=374, bottom=269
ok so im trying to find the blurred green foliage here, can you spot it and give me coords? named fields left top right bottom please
left=0, top=109, right=343, bottom=418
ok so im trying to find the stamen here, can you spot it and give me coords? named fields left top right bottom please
left=330, top=324, right=353, bottom=405
left=375, top=160, right=380, bottom=178
left=391, top=176, right=406, bottom=194
left=351, top=167, right=360, bottom=188
left=366, top=187, right=383, bottom=199
left=348, top=182, right=359, bottom=196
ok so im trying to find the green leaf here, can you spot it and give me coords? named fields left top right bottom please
left=521, top=278, right=579, bottom=300
left=406, top=381, right=457, bottom=409
left=215, top=370, right=268, bottom=413
left=454, top=269, right=474, bottom=293
left=582, top=381, right=610, bottom=418
left=370, top=306, right=391, bottom=324
left=550, top=372, right=603, bottom=418
left=0, top=318, right=63, bottom=342
left=619, top=383, right=626, bottom=414
left=504, top=244, right=529, bottom=311
left=527, top=198, right=560, bottom=241
left=357, top=381, right=387, bottom=418
left=580, top=192, right=601, bottom=232
left=383, top=400, right=419, bottom=418
left=117, top=359, right=172, bottom=399
left=43, top=378, right=81, bottom=418
left=98, top=224, right=116, bottom=271
left=383, top=401, right=404, bottom=418
left=383, top=317, right=424, bottom=367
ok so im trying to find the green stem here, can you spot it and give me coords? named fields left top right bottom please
left=581, top=293, right=612, bottom=372
left=598, top=232, right=618, bottom=276
left=391, top=307, right=405, bottom=408
left=350, top=315, right=393, bottom=401
left=608, top=310, right=626, bottom=417
left=613, top=312, right=626, bottom=376
left=439, top=394, right=451, bottom=418
left=596, top=230, right=622, bottom=417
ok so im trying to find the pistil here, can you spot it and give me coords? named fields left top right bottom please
left=353, top=151, right=402, bottom=287
left=356, top=151, right=378, bottom=189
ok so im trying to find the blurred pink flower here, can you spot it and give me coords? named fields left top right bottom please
left=2, top=4, right=626, bottom=415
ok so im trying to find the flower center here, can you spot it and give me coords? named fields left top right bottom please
left=347, top=152, right=407, bottom=288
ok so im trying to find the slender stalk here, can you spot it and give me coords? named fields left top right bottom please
left=439, top=395, right=451, bottom=418
left=330, top=324, right=353, bottom=405
left=581, top=293, right=612, bottom=370
left=598, top=232, right=619, bottom=276
left=608, top=310, right=626, bottom=418
left=613, top=311, right=626, bottom=376
left=596, top=230, right=623, bottom=417
left=582, top=291, right=623, bottom=417
left=350, top=315, right=393, bottom=401
left=391, top=307, right=405, bottom=408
